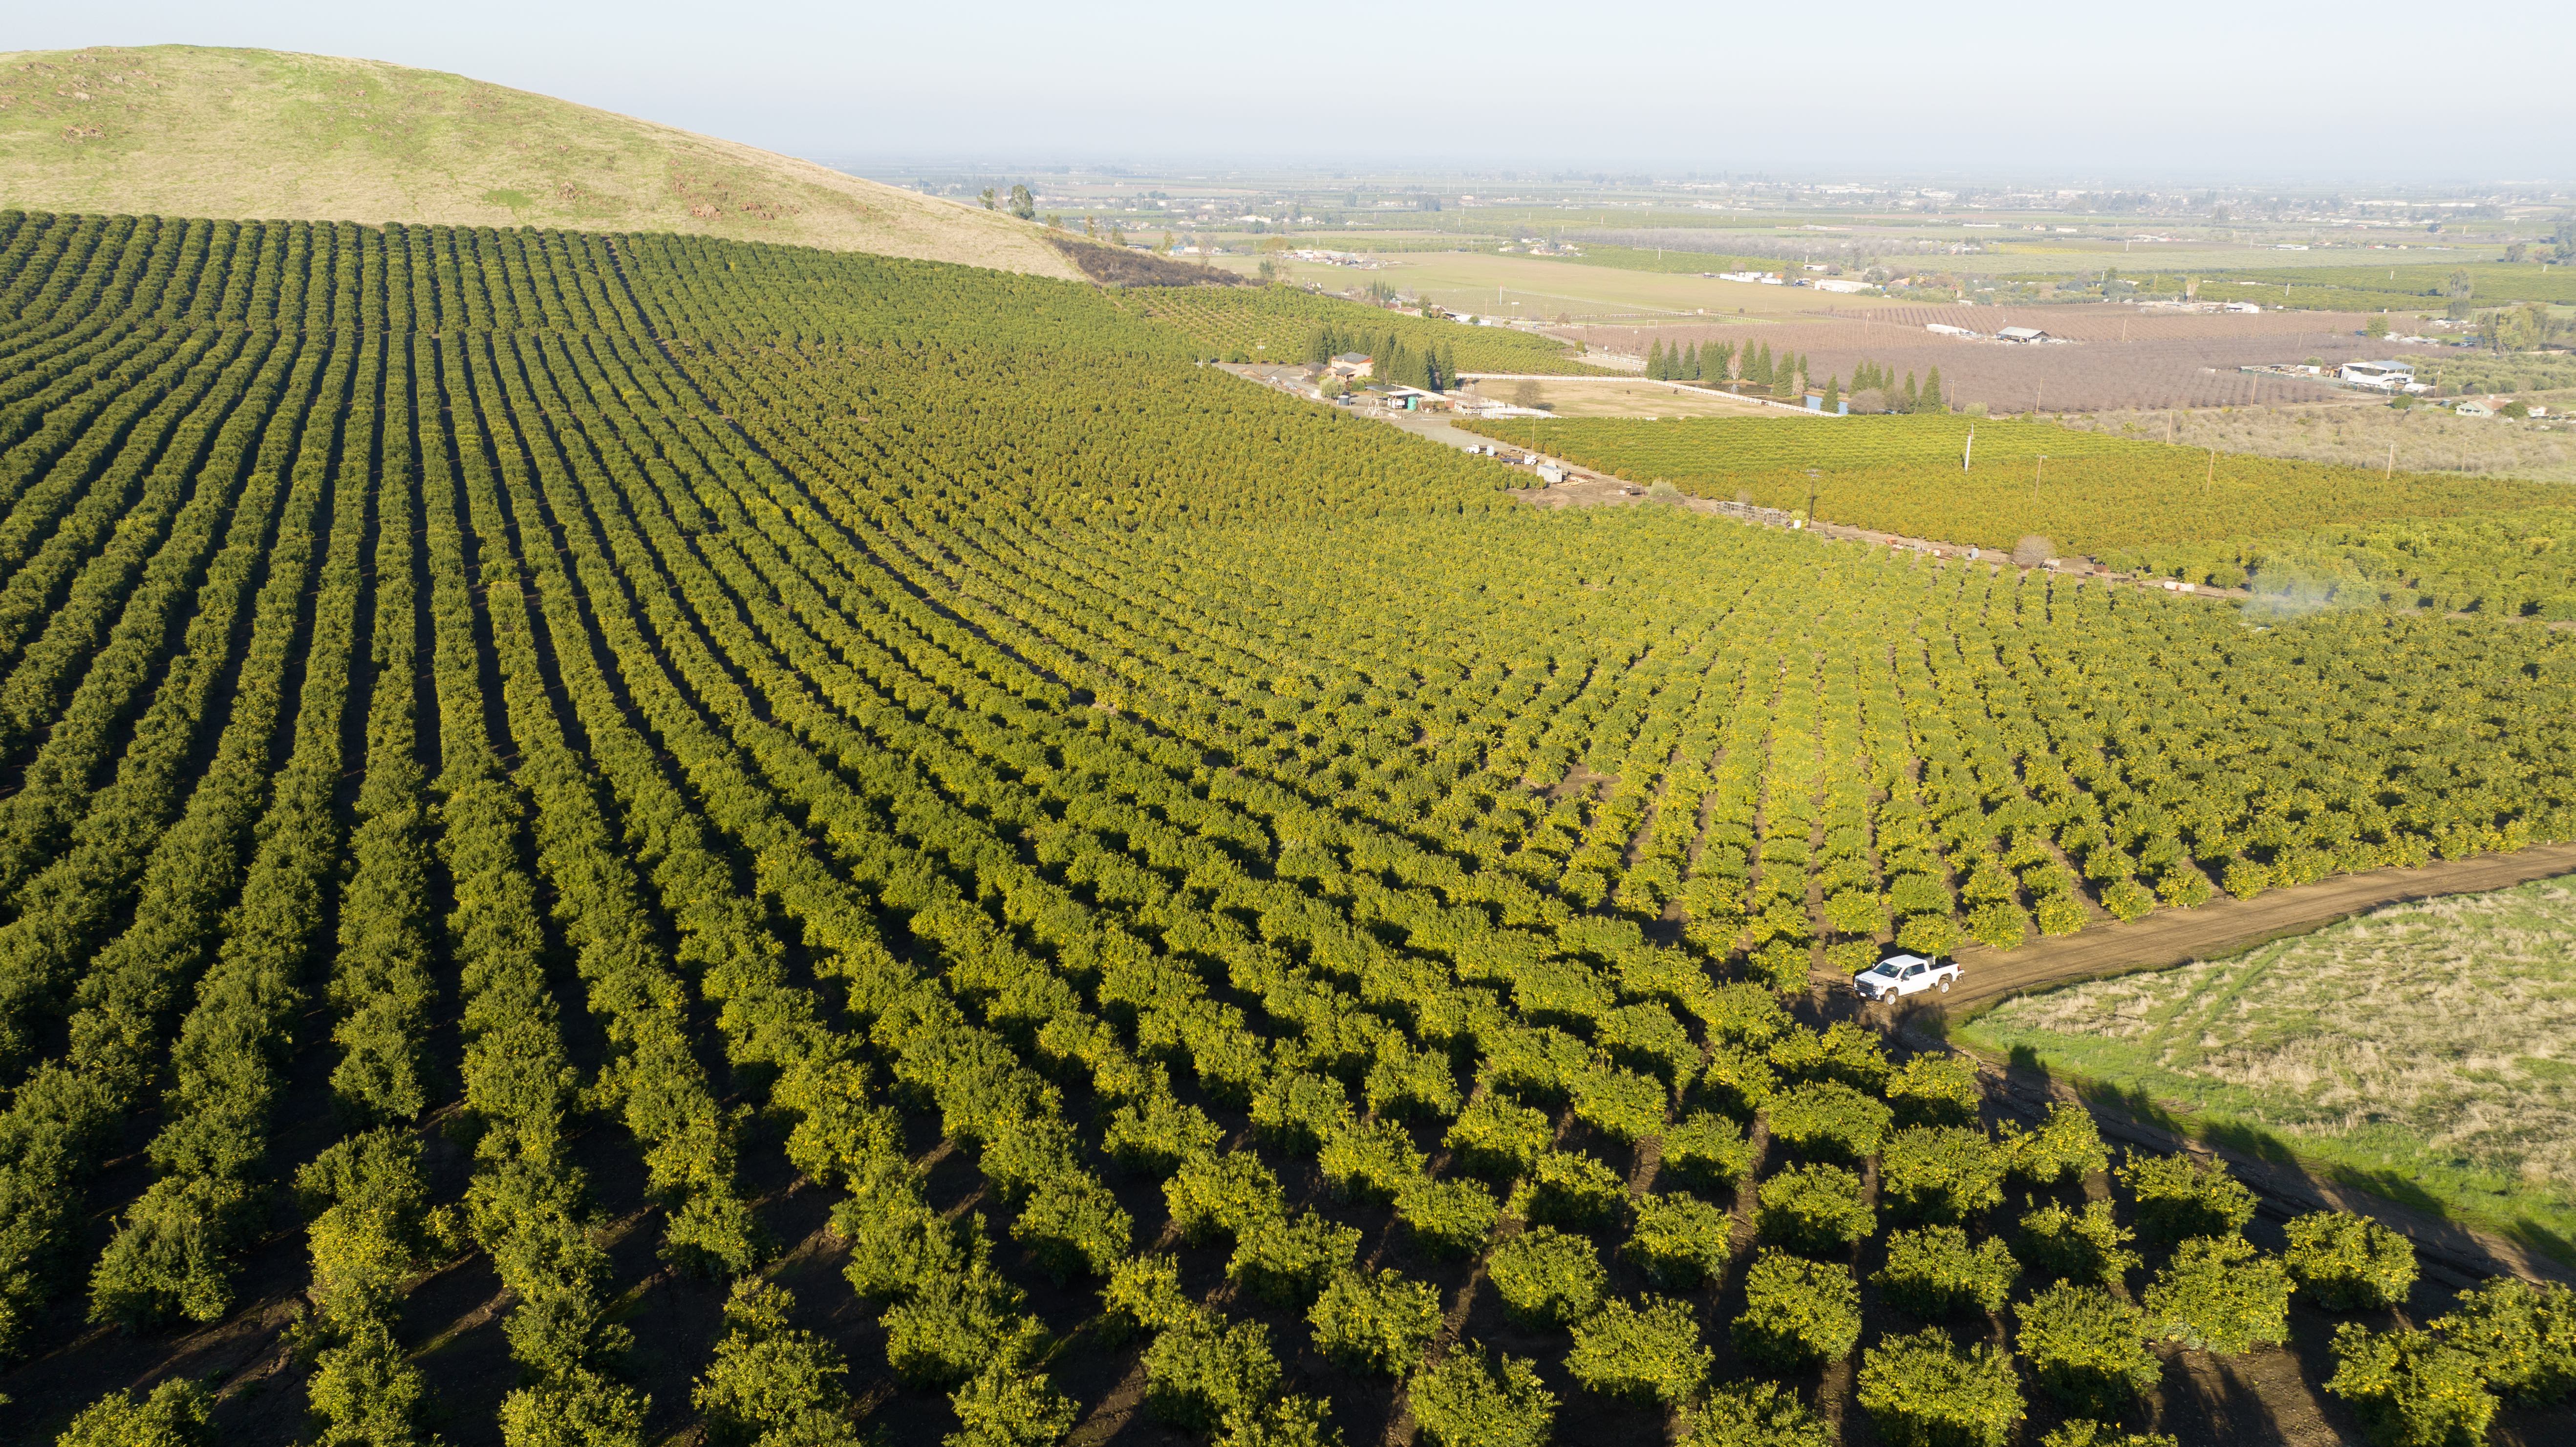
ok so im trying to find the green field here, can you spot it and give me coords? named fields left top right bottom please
left=1107, top=284, right=1611, bottom=373
left=1224, top=248, right=1901, bottom=320
left=1955, top=875, right=2576, bottom=1259
left=1454, top=413, right=2576, bottom=611
left=2187, top=261, right=2576, bottom=311
left=3, top=207, right=2575, bottom=1445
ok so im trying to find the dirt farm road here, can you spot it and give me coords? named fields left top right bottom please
left=1837, top=841, right=2576, bottom=1012
left=1865, top=842, right=2576, bottom=1291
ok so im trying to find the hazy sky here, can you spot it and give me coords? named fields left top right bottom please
left=13, top=1, right=2571, bottom=182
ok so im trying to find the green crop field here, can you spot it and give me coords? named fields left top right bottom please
left=1458, top=413, right=2576, bottom=615
left=1106, top=284, right=1611, bottom=373
left=1234, top=248, right=1898, bottom=320
left=1955, top=874, right=2576, bottom=1255
left=2187, top=262, right=2576, bottom=312
left=0, top=208, right=2573, bottom=1447
left=2140, top=501, right=2576, bottom=617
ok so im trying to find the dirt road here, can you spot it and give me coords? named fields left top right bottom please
left=1833, top=842, right=2576, bottom=1012
left=1836, top=843, right=2576, bottom=1292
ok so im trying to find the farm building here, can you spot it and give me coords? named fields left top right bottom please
left=1996, top=325, right=2053, bottom=344
left=1331, top=352, right=1373, bottom=378
left=2338, top=359, right=2415, bottom=390
left=1925, top=323, right=1981, bottom=339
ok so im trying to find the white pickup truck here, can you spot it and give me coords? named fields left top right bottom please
left=1853, top=953, right=1960, bottom=1002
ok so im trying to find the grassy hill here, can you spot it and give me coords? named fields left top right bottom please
left=0, top=44, right=1078, bottom=278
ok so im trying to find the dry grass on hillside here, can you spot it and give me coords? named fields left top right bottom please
left=2063, top=403, right=2576, bottom=483
left=1963, top=878, right=2576, bottom=1241
left=0, top=45, right=1078, bottom=278
left=1048, top=236, right=1250, bottom=287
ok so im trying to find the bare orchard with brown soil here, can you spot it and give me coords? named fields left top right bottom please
left=2063, top=401, right=2576, bottom=482
left=1560, top=308, right=2446, bottom=413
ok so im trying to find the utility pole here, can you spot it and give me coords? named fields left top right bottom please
left=1963, top=425, right=1975, bottom=471
left=2386, top=441, right=2395, bottom=479
left=2034, top=454, right=2046, bottom=499
left=1804, top=469, right=1822, bottom=528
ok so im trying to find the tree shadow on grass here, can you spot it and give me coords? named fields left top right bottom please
left=2048, top=1070, right=2576, bottom=1276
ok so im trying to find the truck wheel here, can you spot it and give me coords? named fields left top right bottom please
left=1937, top=977, right=1951, bottom=993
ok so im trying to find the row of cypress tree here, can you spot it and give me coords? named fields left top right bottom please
left=1644, top=340, right=1815, bottom=393
left=1849, top=361, right=1945, bottom=413
left=1305, top=326, right=1461, bottom=391
left=1634, top=342, right=1950, bottom=413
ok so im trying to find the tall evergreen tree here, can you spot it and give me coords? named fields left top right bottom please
left=1647, top=340, right=1667, bottom=380
left=1902, top=371, right=1919, bottom=412
left=1822, top=375, right=1841, bottom=413
left=1752, top=343, right=1774, bottom=386
left=1683, top=343, right=1700, bottom=380
left=1922, top=366, right=1944, bottom=412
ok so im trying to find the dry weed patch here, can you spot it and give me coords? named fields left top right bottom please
left=1961, top=878, right=2576, bottom=1248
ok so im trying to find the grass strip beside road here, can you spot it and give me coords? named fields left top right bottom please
left=1942, top=865, right=2576, bottom=1266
